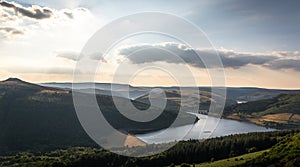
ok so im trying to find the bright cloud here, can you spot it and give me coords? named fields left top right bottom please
left=0, top=0, right=102, bottom=81
left=0, top=0, right=96, bottom=38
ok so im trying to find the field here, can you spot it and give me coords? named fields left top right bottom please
left=194, top=150, right=268, bottom=167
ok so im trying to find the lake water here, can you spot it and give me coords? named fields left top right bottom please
left=136, top=114, right=275, bottom=144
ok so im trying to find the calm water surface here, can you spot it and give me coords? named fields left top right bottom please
left=136, top=114, right=275, bottom=144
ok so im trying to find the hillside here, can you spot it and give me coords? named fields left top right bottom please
left=225, top=87, right=300, bottom=102
left=188, top=130, right=300, bottom=167
left=246, top=130, right=300, bottom=166
left=0, top=78, right=96, bottom=153
left=202, top=130, right=300, bottom=167
left=0, top=130, right=297, bottom=167
left=135, top=89, right=217, bottom=112
left=43, top=82, right=300, bottom=105
left=224, top=93, right=300, bottom=129
left=0, top=78, right=195, bottom=154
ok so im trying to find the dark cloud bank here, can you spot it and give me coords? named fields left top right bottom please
left=119, top=43, right=300, bottom=71
left=0, top=1, right=53, bottom=20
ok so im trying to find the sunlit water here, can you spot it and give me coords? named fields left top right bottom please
left=136, top=114, right=275, bottom=144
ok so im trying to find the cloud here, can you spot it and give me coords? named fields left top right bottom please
left=0, top=9, right=16, bottom=21
left=63, top=11, right=73, bottom=19
left=0, top=0, right=92, bottom=38
left=118, top=42, right=300, bottom=71
left=88, top=52, right=106, bottom=62
left=271, top=51, right=300, bottom=58
left=266, top=59, right=300, bottom=71
left=56, top=51, right=80, bottom=61
left=217, top=50, right=277, bottom=68
left=56, top=51, right=106, bottom=62
left=0, top=1, right=53, bottom=20
left=0, top=27, right=24, bottom=37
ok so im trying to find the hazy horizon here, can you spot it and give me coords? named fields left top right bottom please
left=1, top=77, right=300, bottom=90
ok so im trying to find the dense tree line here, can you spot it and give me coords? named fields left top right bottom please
left=1, top=130, right=298, bottom=167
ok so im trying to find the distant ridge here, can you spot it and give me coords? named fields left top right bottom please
left=1, top=77, right=34, bottom=86
left=1, top=78, right=46, bottom=89
left=4, top=77, right=26, bottom=82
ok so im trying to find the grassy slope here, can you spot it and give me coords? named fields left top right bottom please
left=245, top=131, right=300, bottom=166
left=190, top=131, right=300, bottom=167
left=192, top=150, right=268, bottom=167
left=178, top=133, right=300, bottom=167
left=224, top=93, right=300, bottom=129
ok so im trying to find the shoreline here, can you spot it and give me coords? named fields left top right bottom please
left=223, top=113, right=299, bottom=130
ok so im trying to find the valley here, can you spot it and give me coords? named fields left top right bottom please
left=0, top=78, right=300, bottom=166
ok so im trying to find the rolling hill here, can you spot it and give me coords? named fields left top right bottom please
left=42, top=82, right=300, bottom=104
left=224, top=93, right=300, bottom=129
left=1, top=78, right=300, bottom=154
left=0, top=78, right=195, bottom=154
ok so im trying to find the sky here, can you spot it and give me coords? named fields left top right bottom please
left=0, top=0, right=300, bottom=89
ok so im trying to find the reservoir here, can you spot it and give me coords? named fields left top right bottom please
left=136, top=114, right=275, bottom=144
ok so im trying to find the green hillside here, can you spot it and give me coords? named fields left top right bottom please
left=224, top=93, right=300, bottom=129
left=0, top=130, right=297, bottom=167
left=245, top=131, right=300, bottom=166
left=193, top=150, right=268, bottom=167
left=188, top=131, right=300, bottom=167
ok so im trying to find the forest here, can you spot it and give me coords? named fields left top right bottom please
left=1, top=130, right=299, bottom=167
